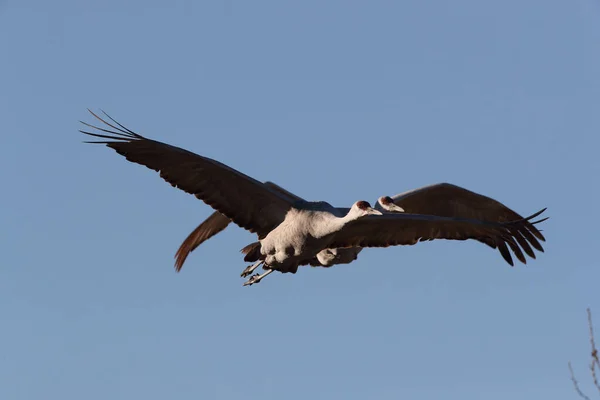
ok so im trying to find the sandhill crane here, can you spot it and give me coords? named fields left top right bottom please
left=179, top=183, right=543, bottom=285
left=80, top=110, right=548, bottom=286
left=174, top=181, right=365, bottom=274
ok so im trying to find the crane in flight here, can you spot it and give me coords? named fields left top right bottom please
left=80, top=110, right=548, bottom=286
left=173, top=181, right=406, bottom=280
left=175, top=182, right=547, bottom=285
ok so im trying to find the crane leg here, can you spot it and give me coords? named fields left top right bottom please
left=242, top=269, right=274, bottom=287
left=240, top=260, right=263, bottom=278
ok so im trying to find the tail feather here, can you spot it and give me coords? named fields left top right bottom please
left=174, top=211, right=232, bottom=272
left=241, top=241, right=262, bottom=262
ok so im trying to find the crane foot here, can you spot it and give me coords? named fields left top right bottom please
left=240, top=260, right=264, bottom=278
left=242, top=269, right=274, bottom=286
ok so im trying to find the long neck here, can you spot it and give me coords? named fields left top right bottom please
left=329, top=209, right=360, bottom=231
left=312, top=209, right=360, bottom=239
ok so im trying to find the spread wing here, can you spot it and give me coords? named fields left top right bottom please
left=327, top=209, right=547, bottom=266
left=80, top=109, right=294, bottom=239
left=386, top=182, right=546, bottom=253
left=263, top=181, right=305, bottom=203
left=174, top=181, right=306, bottom=271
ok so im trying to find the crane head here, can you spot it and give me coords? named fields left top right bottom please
left=353, top=200, right=383, bottom=216
left=377, top=196, right=405, bottom=213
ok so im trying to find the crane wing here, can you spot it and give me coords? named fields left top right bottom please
left=80, top=109, right=294, bottom=239
left=263, top=181, right=305, bottom=202
left=174, top=180, right=306, bottom=271
left=326, top=209, right=547, bottom=266
left=390, top=183, right=544, bottom=237
left=387, top=182, right=546, bottom=252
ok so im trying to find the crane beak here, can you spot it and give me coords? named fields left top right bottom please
left=368, top=207, right=383, bottom=216
left=388, top=204, right=405, bottom=213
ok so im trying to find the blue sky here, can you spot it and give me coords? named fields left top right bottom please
left=1, top=0, right=599, bottom=399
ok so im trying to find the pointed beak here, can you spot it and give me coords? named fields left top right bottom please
left=389, top=204, right=405, bottom=213
left=368, top=207, right=383, bottom=215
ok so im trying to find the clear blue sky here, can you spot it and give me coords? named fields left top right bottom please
left=1, top=1, right=599, bottom=399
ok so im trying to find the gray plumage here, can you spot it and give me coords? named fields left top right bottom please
left=79, top=110, right=548, bottom=285
left=174, top=181, right=363, bottom=272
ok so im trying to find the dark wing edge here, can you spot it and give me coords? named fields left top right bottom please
left=263, top=181, right=305, bottom=203
left=389, top=182, right=546, bottom=251
left=79, top=109, right=294, bottom=238
left=327, top=208, right=548, bottom=267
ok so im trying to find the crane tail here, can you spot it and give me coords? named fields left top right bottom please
left=241, top=241, right=262, bottom=262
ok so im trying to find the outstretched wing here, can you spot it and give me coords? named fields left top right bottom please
left=384, top=182, right=546, bottom=254
left=174, top=181, right=306, bottom=271
left=327, top=209, right=548, bottom=266
left=389, top=183, right=544, bottom=238
left=263, top=181, right=305, bottom=203
left=80, top=109, right=294, bottom=239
